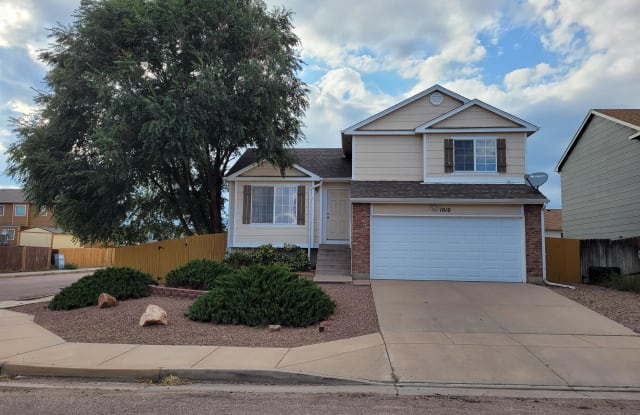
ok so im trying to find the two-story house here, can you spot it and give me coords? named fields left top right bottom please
left=225, top=85, right=547, bottom=283
left=556, top=109, right=640, bottom=239
left=0, top=188, right=57, bottom=246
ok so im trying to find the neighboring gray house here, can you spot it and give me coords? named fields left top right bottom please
left=556, top=109, right=640, bottom=239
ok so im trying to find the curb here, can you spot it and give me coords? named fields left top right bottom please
left=0, top=363, right=371, bottom=386
left=0, top=268, right=100, bottom=280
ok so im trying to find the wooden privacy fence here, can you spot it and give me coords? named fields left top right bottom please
left=0, top=246, right=51, bottom=273
left=58, top=248, right=115, bottom=268
left=580, top=237, right=640, bottom=277
left=114, top=233, right=227, bottom=279
left=545, top=238, right=581, bottom=284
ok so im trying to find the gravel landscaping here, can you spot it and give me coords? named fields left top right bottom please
left=549, top=283, right=640, bottom=333
left=10, top=284, right=379, bottom=348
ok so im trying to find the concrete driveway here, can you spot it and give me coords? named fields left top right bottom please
left=372, top=281, right=640, bottom=388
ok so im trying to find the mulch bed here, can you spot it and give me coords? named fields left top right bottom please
left=10, top=284, right=380, bottom=348
left=549, top=283, right=640, bottom=333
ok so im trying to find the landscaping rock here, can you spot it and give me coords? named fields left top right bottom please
left=97, top=293, right=117, bottom=309
left=268, top=325, right=281, bottom=332
left=139, top=304, right=168, bottom=327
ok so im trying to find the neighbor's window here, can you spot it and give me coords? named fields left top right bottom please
left=40, top=208, right=48, bottom=217
left=0, top=205, right=4, bottom=216
left=14, top=204, right=27, bottom=216
left=454, top=138, right=496, bottom=172
left=1, top=229, right=15, bottom=240
left=251, top=186, right=297, bottom=224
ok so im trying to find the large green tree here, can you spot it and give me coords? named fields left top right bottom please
left=8, top=0, right=307, bottom=244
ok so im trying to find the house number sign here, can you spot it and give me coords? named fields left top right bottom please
left=431, top=206, right=451, bottom=213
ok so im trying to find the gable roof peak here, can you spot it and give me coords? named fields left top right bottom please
left=342, top=84, right=470, bottom=134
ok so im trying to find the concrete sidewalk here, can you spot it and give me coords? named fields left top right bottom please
left=2, top=283, right=640, bottom=397
left=0, top=268, right=101, bottom=280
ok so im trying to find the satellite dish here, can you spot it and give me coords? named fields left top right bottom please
left=525, top=172, right=548, bottom=189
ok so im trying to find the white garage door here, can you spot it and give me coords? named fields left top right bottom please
left=371, top=216, right=524, bottom=282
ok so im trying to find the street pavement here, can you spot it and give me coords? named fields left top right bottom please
left=1, top=280, right=640, bottom=399
left=0, top=269, right=96, bottom=301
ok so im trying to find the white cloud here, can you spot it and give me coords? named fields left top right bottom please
left=7, top=99, right=36, bottom=115
left=0, top=2, right=33, bottom=47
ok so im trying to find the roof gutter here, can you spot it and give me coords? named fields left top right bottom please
left=350, top=198, right=549, bottom=205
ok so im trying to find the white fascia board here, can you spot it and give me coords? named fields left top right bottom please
left=225, top=163, right=320, bottom=181
left=630, top=131, right=640, bottom=140
left=351, top=197, right=549, bottom=204
left=347, top=130, right=417, bottom=136
left=342, top=84, right=469, bottom=134
left=420, top=127, right=536, bottom=134
left=321, top=178, right=353, bottom=182
left=592, top=110, right=640, bottom=132
left=230, top=176, right=320, bottom=182
left=555, top=110, right=594, bottom=172
left=423, top=176, right=526, bottom=184
left=415, top=99, right=539, bottom=133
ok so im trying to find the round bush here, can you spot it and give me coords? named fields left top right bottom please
left=186, top=265, right=335, bottom=327
left=48, top=267, right=156, bottom=310
left=165, top=259, right=233, bottom=290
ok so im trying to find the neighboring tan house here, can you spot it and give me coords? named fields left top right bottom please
left=544, top=209, right=563, bottom=238
left=0, top=188, right=55, bottom=246
left=19, top=227, right=81, bottom=249
left=225, top=85, right=548, bottom=283
left=556, top=109, right=640, bottom=239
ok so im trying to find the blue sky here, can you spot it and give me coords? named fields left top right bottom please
left=2, top=0, right=640, bottom=208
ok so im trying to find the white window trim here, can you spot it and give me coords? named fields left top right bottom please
left=250, top=184, right=298, bottom=225
left=1, top=228, right=15, bottom=240
left=14, top=204, right=27, bottom=217
left=453, top=136, right=497, bottom=173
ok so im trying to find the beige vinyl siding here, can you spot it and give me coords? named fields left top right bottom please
left=240, top=163, right=307, bottom=177
left=52, top=234, right=81, bottom=248
left=232, top=181, right=310, bottom=246
left=228, top=181, right=235, bottom=246
left=353, top=136, right=423, bottom=180
left=360, top=94, right=463, bottom=131
left=561, top=116, right=640, bottom=239
left=426, top=133, right=526, bottom=177
left=432, top=106, right=521, bottom=128
left=19, top=228, right=52, bottom=247
left=372, top=204, right=522, bottom=216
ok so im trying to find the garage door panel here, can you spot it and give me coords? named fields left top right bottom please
left=371, top=216, right=523, bottom=282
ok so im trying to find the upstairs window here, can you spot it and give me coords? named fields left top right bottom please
left=40, top=208, right=48, bottom=217
left=15, top=204, right=26, bottom=216
left=0, top=205, right=4, bottom=216
left=445, top=137, right=506, bottom=173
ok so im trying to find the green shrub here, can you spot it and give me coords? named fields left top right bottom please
left=223, top=244, right=310, bottom=272
left=48, top=267, right=156, bottom=310
left=601, top=274, right=640, bottom=293
left=223, top=249, right=257, bottom=269
left=186, top=265, right=335, bottom=327
left=165, top=259, right=233, bottom=290
left=63, top=263, right=79, bottom=270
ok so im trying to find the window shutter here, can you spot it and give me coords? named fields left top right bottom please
left=242, top=185, right=251, bottom=224
left=297, top=185, right=305, bottom=225
left=497, top=138, right=507, bottom=173
left=444, top=139, right=454, bottom=173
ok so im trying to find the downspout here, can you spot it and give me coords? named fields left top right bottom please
left=541, top=204, right=575, bottom=289
left=308, top=181, right=322, bottom=260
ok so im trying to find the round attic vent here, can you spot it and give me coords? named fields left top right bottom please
left=429, top=92, right=443, bottom=105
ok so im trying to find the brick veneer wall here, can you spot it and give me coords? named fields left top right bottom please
left=524, top=204, right=544, bottom=281
left=351, top=203, right=371, bottom=279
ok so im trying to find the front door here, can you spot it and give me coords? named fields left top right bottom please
left=326, top=188, right=350, bottom=241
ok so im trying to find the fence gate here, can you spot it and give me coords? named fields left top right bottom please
left=545, top=238, right=581, bottom=284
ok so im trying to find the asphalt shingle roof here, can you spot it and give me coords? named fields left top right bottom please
left=351, top=181, right=547, bottom=202
left=227, top=148, right=351, bottom=178
left=595, top=109, right=640, bottom=129
left=0, top=188, right=26, bottom=203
